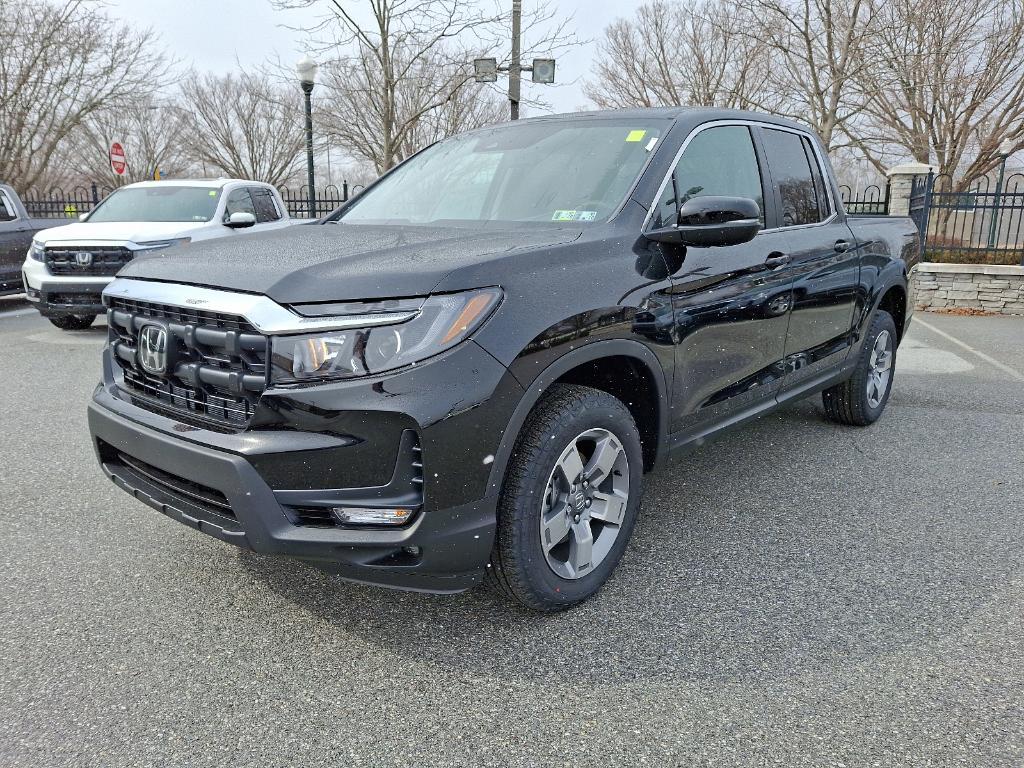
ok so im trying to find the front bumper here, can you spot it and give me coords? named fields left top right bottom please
left=88, top=339, right=525, bottom=593
left=22, top=258, right=109, bottom=316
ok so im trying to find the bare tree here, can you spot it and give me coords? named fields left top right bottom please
left=584, top=0, right=771, bottom=111
left=735, top=0, right=880, bottom=150
left=0, top=0, right=170, bottom=192
left=59, top=97, right=191, bottom=187
left=273, top=0, right=578, bottom=173
left=178, top=73, right=305, bottom=185
left=853, top=0, right=1024, bottom=182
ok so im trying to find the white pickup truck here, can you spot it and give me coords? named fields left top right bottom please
left=22, top=179, right=298, bottom=330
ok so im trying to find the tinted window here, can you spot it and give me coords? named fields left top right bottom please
left=250, top=187, right=281, bottom=222
left=87, top=186, right=222, bottom=223
left=802, top=136, right=831, bottom=220
left=762, top=129, right=823, bottom=227
left=654, top=126, right=765, bottom=228
left=225, top=188, right=256, bottom=219
left=0, top=192, right=16, bottom=222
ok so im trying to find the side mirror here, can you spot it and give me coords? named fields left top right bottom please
left=646, top=196, right=762, bottom=248
left=225, top=211, right=256, bottom=229
left=78, top=213, right=89, bottom=222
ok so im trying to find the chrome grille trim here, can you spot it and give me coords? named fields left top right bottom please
left=103, top=278, right=419, bottom=334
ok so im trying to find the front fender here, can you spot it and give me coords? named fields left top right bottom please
left=483, top=338, right=671, bottom=496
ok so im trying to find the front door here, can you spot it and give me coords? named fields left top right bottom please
left=652, top=124, right=795, bottom=435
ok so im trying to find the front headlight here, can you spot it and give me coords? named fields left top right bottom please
left=135, top=237, right=192, bottom=252
left=29, top=241, right=45, bottom=261
left=271, top=287, right=502, bottom=382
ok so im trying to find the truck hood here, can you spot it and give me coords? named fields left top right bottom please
left=118, top=222, right=583, bottom=303
left=35, top=221, right=203, bottom=244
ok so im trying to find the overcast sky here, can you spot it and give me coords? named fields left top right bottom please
left=105, top=0, right=632, bottom=115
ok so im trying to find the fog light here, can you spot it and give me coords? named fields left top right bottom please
left=330, top=506, right=415, bottom=526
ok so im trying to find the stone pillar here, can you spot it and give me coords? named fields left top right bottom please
left=885, top=162, right=936, bottom=217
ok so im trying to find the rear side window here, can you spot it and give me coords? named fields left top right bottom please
left=0, top=191, right=17, bottom=222
left=802, top=136, right=831, bottom=220
left=762, top=129, right=827, bottom=227
left=250, top=187, right=282, bottom=223
left=224, top=188, right=256, bottom=219
left=653, top=125, right=765, bottom=228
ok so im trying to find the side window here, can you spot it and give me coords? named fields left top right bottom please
left=0, top=191, right=17, bottom=222
left=802, top=136, right=831, bottom=220
left=224, top=188, right=255, bottom=219
left=653, top=125, right=765, bottom=228
left=250, top=187, right=281, bottom=223
left=762, top=129, right=823, bottom=227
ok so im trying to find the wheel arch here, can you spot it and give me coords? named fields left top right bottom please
left=485, top=340, right=669, bottom=496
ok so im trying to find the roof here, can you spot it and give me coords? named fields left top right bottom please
left=120, top=178, right=275, bottom=190
left=515, top=106, right=815, bottom=134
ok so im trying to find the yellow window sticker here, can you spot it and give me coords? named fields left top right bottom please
left=209, top=190, right=217, bottom=196
left=625, top=129, right=647, bottom=142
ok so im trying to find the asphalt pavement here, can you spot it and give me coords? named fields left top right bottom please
left=1, top=303, right=1021, bottom=767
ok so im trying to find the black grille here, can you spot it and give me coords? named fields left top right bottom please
left=99, top=441, right=238, bottom=527
left=107, top=297, right=268, bottom=430
left=46, top=246, right=133, bottom=276
left=48, top=292, right=103, bottom=307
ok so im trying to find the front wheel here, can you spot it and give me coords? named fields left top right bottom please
left=486, top=384, right=644, bottom=612
left=48, top=314, right=96, bottom=331
left=822, top=309, right=897, bottom=426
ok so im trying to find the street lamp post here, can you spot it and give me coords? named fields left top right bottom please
left=988, top=138, right=1015, bottom=248
left=296, top=56, right=319, bottom=219
left=472, top=2, right=556, bottom=120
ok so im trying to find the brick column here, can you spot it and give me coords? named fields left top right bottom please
left=885, top=162, right=936, bottom=216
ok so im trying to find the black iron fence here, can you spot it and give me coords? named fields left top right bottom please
left=21, top=181, right=364, bottom=221
left=22, top=183, right=110, bottom=219
left=839, top=182, right=890, bottom=215
left=909, top=171, right=1024, bottom=265
left=278, top=182, right=361, bottom=219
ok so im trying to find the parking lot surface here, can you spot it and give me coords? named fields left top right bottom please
left=1, top=303, right=1022, bottom=767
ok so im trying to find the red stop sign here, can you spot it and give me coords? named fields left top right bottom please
left=109, top=142, right=127, bottom=176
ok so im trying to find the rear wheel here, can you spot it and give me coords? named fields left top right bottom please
left=822, top=309, right=897, bottom=426
left=48, top=314, right=96, bottom=331
left=486, top=384, right=643, bottom=612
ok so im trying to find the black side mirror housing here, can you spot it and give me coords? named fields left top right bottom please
left=646, top=195, right=762, bottom=248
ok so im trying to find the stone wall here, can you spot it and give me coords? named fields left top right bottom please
left=914, top=263, right=1024, bottom=315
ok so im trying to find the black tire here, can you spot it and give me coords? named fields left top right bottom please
left=48, top=314, right=96, bottom=331
left=822, top=309, right=898, bottom=426
left=486, top=384, right=644, bottom=612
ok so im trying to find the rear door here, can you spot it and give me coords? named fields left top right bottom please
left=248, top=186, right=292, bottom=231
left=0, top=189, right=30, bottom=289
left=657, top=124, right=795, bottom=435
left=758, top=128, right=861, bottom=391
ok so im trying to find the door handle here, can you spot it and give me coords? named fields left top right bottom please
left=834, top=239, right=850, bottom=253
left=765, top=252, right=791, bottom=269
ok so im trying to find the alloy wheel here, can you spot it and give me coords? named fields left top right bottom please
left=539, top=428, right=630, bottom=580
left=866, top=329, right=893, bottom=409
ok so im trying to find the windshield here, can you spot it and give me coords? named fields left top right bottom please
left=87, top=186, right=222, bottom=223
left=340, top=119, right=666, bottom=225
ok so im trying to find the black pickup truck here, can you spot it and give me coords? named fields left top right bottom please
left=87, top=108, right=919, bottom=611
left=0, top=184, right=57, bottom=296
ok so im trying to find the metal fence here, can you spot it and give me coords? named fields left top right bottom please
left=909, top=171, right=1024, bottom=265
left=21, top=181, right=363, bottom=221
left=279, top=183, right=362, bottom=219
left=22, top=184, right=109, bottom=219
left=839, top=182, right=890, bottom=215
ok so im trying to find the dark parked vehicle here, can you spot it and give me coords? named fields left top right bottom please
left=0, top=184, right=58, bottom=296
left=88, top=108, right=919, bottom=611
